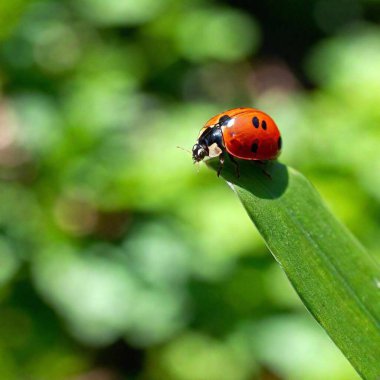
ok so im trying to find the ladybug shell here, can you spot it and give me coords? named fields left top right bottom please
left=203, top=107, right=282, bottom=160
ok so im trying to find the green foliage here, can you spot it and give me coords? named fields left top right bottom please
left=208, top=159, right=380, bottom=379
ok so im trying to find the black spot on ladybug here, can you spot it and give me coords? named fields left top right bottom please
left=218, top=115, right=231, bottom=125
left=262, top=120, right=267, bottom=130
left=251, top=142, right=259, bottom=153
left=278, top=137, right=282, bottom=150
left=252, top=117, right=259, bottom=128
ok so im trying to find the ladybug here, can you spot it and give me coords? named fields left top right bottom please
left=192, top=107, right=282, bottom=177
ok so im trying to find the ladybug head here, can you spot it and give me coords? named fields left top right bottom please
left=192, top=142, right=208, bottom=163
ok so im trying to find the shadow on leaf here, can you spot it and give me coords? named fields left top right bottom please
left=206, top=158, right=288, bottom=199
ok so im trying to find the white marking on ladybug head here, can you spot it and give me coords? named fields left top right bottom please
left=192, top=143, right=208, bottom=162
left=207, top=142, right=222, bottom=158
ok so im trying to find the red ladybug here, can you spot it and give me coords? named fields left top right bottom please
left=192, top=107, right=282, bottom=177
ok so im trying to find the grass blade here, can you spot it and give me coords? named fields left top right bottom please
left=207, top=159, right=380, bottom=379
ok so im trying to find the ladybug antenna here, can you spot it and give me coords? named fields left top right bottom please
left=176, top=145, right=192, bottom=155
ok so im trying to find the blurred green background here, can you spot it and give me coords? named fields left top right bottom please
left=0, top=0, right=379, bottom=379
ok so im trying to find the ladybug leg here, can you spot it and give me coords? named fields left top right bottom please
left=262, top=169, right=272, bottom=180
left=228, top=154, right=240, bottom=178
left=217, top=152, right=225, bottom=177
left=254, top=160, right=272, bottom=179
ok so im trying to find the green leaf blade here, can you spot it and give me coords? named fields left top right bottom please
left=207, top=159, right=380, bottom=380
